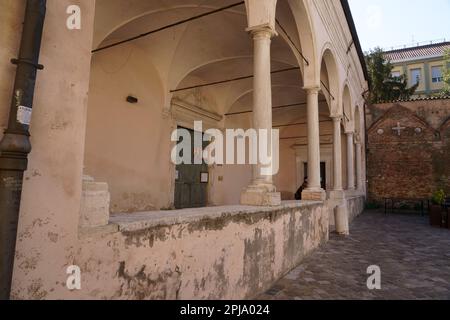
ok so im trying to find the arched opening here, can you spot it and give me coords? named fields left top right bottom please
left=343, top=85, right=353, bottom=128
left=355, top=105, right=361, bottom=137
left=83, top=0, right=317, bottom=212
left=354, top=105, right=362, bottom=191
left=342, top=85, right=353, bottom=190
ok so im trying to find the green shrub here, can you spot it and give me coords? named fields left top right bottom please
left=432, top=189, right=446, bottom=205
left=365, top=202, right=381, bottom=210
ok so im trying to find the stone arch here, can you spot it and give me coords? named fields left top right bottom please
left=242, top=0, right=317, bottom=87
left=284, top=0, right=318, bottom=87
left=342, top=84, right=354, bottom=132
left=319, top=43, right=340, bottom=116
left=93, top=3, right=248, bottom=50
left=225, top=83, right=304, bottom=115
left=88, top=0, right=325, bottom=209
left=354, top=104, right=362, bottom=140
left=94, top=0, right=318, bottom=119
left=171, top=56, right=296, bottom=94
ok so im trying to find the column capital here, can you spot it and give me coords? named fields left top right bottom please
left=247, top=25, right=278, bottom=39
left=331, top=115, right=343, bottom=123
left=345, top=131, right=355, bottom=136
left=303, top=86, right=321, bottom=95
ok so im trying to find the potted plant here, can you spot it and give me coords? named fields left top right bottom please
left=429, top=190, right=445, bottom=227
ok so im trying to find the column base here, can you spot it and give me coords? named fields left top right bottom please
left=335, top=204, right=349, bottom=236
left=80, top=175, right=110, bottom=229
left=241, top=188, right=281, bottom=206
left=301, top=188, right=326, bottom=201
left=329, top=190, right=345, bottom=200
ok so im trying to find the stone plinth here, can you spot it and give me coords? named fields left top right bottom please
left=301, top=189, right=326, bottom=201
left=80, top=175, right=110, bottom=228
left=334, top=204, right=350, bottom=235
left=240, top=189, right=281, bottom=206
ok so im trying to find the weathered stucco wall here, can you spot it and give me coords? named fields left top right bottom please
left=6, top=0, right=97, bottom=300
left=347, top=196, right=365, bottom=223
left=85, top=44, right=173, bottom=212
left=13, top=202, right=329, bottom=300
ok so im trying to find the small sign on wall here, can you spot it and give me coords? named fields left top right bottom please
left=200, top=172, right=209, bottom=183
left=175, top=170, right=179, bottom=181
left=17, top=106, right=32, bottom=125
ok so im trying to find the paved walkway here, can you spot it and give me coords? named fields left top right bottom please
left=257, top=211, right=450, bottom=300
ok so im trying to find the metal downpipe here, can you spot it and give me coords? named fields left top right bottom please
left=0, top=0, right=46, bottom=300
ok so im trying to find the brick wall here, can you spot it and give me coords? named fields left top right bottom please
left=367, top=98, right=450, bottom=204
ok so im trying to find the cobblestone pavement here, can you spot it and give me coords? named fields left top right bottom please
left=257, top=211, right=450, bottom=300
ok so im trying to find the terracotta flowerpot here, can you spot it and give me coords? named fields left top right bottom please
left=429, top=205, right=443, bottom=227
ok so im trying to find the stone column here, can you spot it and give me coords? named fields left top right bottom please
left=332, top=116, right=343, bottom=191
left=331, top=117, right=347, bottom=231
left=302, top=87, right=326, bottom=201
left=241, top=26, right=281, bottom=206
left=346, top=131, right=355, bottom=191
left=355, top=137, right=363, bottom=191
left=10, top=0, right=97, bottom=299
left=335, top=204, right=349, bottom=235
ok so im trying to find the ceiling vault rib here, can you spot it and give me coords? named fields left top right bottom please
left=320, top=80, right=336, bottom=101
left=274, top=19, right=337, bottom=102
left=225, top=100, right=328, bottom=116
left=92, top=1, right=245, bottom=54
left=275, top=19, right=310, bottom=66
left=170, top=67, right=300, bottom=93
left=274, top=120, right=332, bottom=128
left=280, top=134, right=334, bottom=140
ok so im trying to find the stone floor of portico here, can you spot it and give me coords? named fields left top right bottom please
left=257, top=211, right=450, bottom=300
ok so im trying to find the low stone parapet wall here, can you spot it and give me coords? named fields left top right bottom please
left=347, top=196, right=365, bottom=223
left=73, top=201, right=329, bottom=300
left=328, top=195, right=365, bottom=232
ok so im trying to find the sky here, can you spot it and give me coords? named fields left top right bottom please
left=348, top=0, right=450, bottom=52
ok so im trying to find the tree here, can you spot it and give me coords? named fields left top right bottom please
left=365, top=47, right=418, bottom=104
left=441, top=48, right=450, bottom=96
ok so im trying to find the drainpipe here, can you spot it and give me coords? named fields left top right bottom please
left=0, top=0, right=46, bottom=300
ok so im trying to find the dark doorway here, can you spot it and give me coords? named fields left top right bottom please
left=174, top=127, right=209, bottom=209
left=304, top=162, right=327, bottom=190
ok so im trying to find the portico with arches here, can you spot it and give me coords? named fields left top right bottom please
left=1, top=0, right=368, bottom=299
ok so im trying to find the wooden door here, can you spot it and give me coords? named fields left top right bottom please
left=174, top=128, right=208, bottom=209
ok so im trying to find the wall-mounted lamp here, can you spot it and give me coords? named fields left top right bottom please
left=126, top=95, right=138, bottom=104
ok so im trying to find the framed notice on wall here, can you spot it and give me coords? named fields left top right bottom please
left=200, top=172, right=209, bottom=183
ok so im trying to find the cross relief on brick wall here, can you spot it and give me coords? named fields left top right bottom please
left=392, top=122, right=406, bottom=136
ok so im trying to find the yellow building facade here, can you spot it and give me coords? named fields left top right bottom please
left=385, top=41, right=450, bottom=96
